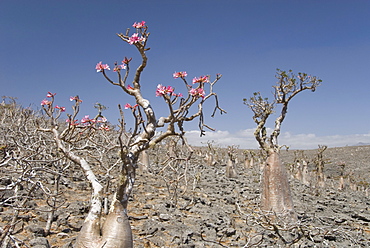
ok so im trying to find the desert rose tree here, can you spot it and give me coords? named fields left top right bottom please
left=244, top=69, right=321, bottom=220
left=41, top=21, right=225, bottom=248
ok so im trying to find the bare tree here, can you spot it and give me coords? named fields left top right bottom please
left=314, top=145, right=328, bottom=188
left=244, top=69, right=321, bottom=220
left=225, top=145, right=238, bottom=178
left=0, top=97, right=76, bottom=247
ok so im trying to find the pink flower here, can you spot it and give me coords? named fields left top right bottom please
left=54, top=105, right=66, bottom=112
left=156, top=84, right=181, bottom=97
left=192, top=76, right=209, bottom=84
left=124, top=103, right=138, bottom=109
left=66, top=119, right=79, bottom=126
left=41, top=99, right=51, bottom=106
left=99, top=125, right=110, bottom=131
left=166, top=86, right=174, bottom=94
left=173, top=71, right=187, bottom=78
left=95, top=61, right=110, bottom=72
left=189, top=88, right=206, bottom=98
left=46, top=92, right=56, bottom=98
left=174, top=93, right=183, bottom=97
left=197, top=88, right=206, bottom=98
left=128, top=33, right=145, bottom=45
left=114, top=64, right=126, bottom=71
left=133, top=21, right=146, bottom=28
left=155, top=84, right=166, bottom=97
left=70, top=96, right=83, bottom=103
left=122, top=57, right=132, bottom=64
left=81, top=115, right=90, bottom=123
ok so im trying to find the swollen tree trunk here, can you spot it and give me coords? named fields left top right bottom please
left=100, top=200, right=133, bottom=248
left=139, top=150, right=150, bottom=172
left=260, top=150, right=296, bottom=220
left=75, top=200, right=133, bottom=248
left=74, top=165, right=134, bottom=248
left=225, top=157, right=237, bottom=178
left=205, top=152, right=215, bottom=166
left=51, top=125, right=134, bottom=248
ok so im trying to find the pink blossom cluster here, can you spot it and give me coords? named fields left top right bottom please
left=66, top=119, right=79, bottom=126
left=114, top=57, right=133, bottom=71
left=81, top=115, right=108, bottom=125
left=156, top=84, right=173, bottom=96
left=41, top=91, right=56, bottom=105
left=41, top=92, right=109, bottom=130
left=189, top=88, right=206, bottom=98
left=192, top=76, right=209, bottom=84
left=114, top=64, right=126, bottom=72
left=81, top=115, right=91, bottom=124
left=96, top=62, right=110, bottom=72
left=46, top=92, right=56, bottom=98
left=128, top=33, right=146, bottom=45
left=41, top=92, right=66, bottom=111
left=173, top=71, right=187, bottom=79
left=97, top=58, right=131, bottom=73
left=155, top=84, right=183, bottom=97
left=133, top=21, right=146, bottom=29
left=40, top=99, right=51, bottom=106
left=55, top=105, right=66, bottom=112
left=67, top=115, right=109, bottom=130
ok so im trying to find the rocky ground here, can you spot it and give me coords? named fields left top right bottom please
left=1, top=145, right=370, bottom=247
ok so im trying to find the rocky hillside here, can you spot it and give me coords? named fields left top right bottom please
left=1, top=145, right=370, bottom=247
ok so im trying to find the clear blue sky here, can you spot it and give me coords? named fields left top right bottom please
left=1, top=0, right=370, bottom=149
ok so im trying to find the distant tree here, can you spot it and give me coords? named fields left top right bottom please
left=244, top=69, right=321, bottom=220
left=314, top=144, right=328, bottom=187
left=225, top=145, right=238, bottom=178
left=39, top=21, right=225, bottom=248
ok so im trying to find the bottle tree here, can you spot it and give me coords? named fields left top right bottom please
left=40, top=21, right=225, bottom=248
left=244, top=69, right=321, bottom=220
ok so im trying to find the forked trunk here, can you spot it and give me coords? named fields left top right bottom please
left=74, top=157, right=135, bottom=248
left=260, top=151, right=296, bottom=220
left=74, top=200, right=133, bottom=248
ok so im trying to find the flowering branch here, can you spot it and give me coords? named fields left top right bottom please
left=96, top=21, right=225, bottom=157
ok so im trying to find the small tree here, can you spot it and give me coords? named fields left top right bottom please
left=314, top=144, right=328, bottom=187
left=244, top=69, right=321, bottom=220
left=225, top=145, right=238, bottom=178
left=40, top=21, right=225, bottom=248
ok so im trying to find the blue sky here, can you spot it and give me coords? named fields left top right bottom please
left=1, top=0, right=370, bottom=149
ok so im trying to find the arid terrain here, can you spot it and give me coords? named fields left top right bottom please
left=1, top=145, right=370, bottom=247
